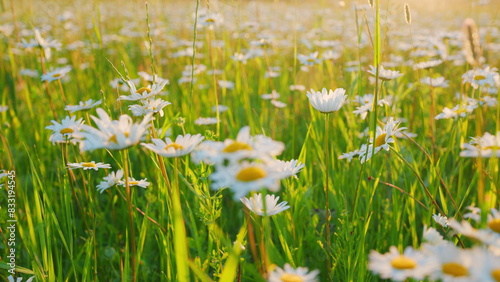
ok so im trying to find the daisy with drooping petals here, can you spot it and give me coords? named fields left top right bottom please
left=141, top=134, right=205, bottom=158
left=78, top=108, right=153, bottom=152
left=240, top=193, right=290, bottom=216
left=67, top=161, right=111, bottom=171
left=41, top=66, right=72, bottom=82
left=120, top=177, right=150, bottom=189
left=118, top=79, right=169, bottom=101
left=46, top=115, right=84, bottom=144
left=367, top=65, right=403, bottom=81
left=306, top=88, right=347, bottom=114
left=65, top=99, right=102, bottom=113
left=270, top=159, right=305, bottom=179
left=369, top=246, right=436, bottom=281
left=267, top=263, right=319, bottom=282
left=96, top=170, right=124, bottom=193
left=460, top=132, right=500, bottom=158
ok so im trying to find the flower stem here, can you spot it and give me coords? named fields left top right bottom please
left=324, top=113, right=331, bottom=278
left=123, top=150, right=137, bottom=282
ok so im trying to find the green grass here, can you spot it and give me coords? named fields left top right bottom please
left=0, top=0, right=499, bottom=281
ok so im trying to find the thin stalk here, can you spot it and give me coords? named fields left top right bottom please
left=190, top=0, right=200, bottom=99
left=145, top=1, right=157, bottom=83
left=57, top=79, right=68, bottom=104
left=172, top=157, right=190, bottom=281
left=324, top=114, right=332, bottom=278
left=123, top=150, right=137, bottom=282
left=40, top=49, right=57, bottom=119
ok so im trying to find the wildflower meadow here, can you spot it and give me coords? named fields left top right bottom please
left=1, top=0, right=500, bottom=281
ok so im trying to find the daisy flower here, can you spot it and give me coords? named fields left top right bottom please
left=422, top=226, right=446, bottom=246
left=78, top=108, right=153, bottom=152
left=290, top=85, right=306, bottom=91
left=369, top=246, right=436, bottom=281
left=41, top=66, right=72, bottom=82
left=270, top=159, right=305, bottom=179
left=240, top=193, right=290, bottom=216
left=97, top=170, right=124, bottom=193
left=270, top=100, right=287, bottom=108
left=427, top=243, right=475, bottom=281
left=7, top=275, right=35, bottom=282
left=460, top=132, right=500, bottom=158
left=194, top=117, right=219, bottom=125
left=298, top=51, right=322, bottom=66
left=120, top=177, right=150, bottom=188
left=198, top=12, right=223, bottom=28
left=212, top=105, right=228, bottom=113
left=46, top=115, right=84, bottom=144
left=128, top=98, right=171, bottom=117
left=217, top=80, right=235, bottom=89
left=192, top=126, right=285, bottom=165
left=462, top=66, right=499, bottom=89
left=141, top=134, right=205, bottom=158
left=67, top=161, right=111, bottom=171
left=433, top=213, right=449, bottom=227
left=261, top=90, right=280, bottom=100
left=137, top=71, right=169, bottom=85
left=209, top=161, right=286, bottom=200
left=469, top=246, right=500, bottom=282
left=413, top=59, right=443, bottom=70
left=357, top=118, right=407, bottom=163
left=367, top=65, right=403, bottom=81
left=65, top=99, right=102, bottom=113
left=110, top=78, right=140, bottom=92
left=420, top=76, right=449, bottom=88
left=306, top=88, right=347, bottom=114
left=231, top=52, right=249, bottom=64
left=435, top=103, right=477, bottom=119
left=268, top=263, right=319, bottom=282
left=118, top=79, right=169, bottom=101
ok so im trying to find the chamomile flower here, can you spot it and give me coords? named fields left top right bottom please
left=468, top=247, right=500, bottom=282
left=422, top=226, right=446, bottom=246
left=198, top=12, right=223, bottom=28
left=128, top=98, right=171, bottom=117
left=41, top=66, right=72, bottom=82
left=141, top=134, right=204, bottom=158
left=268, top=263, right=319, bottom=282
left=192, top=126, right=284, bottom=165
left=261, top=90, right=280, bottom=100
left=240, top=193, right=290, bottom=216
left=120, top=177, right=150, bottom=188
left=46, top=115, right=84, bottom=144
left=357, top=118, right=407, bottom=163
left=367, top=65, right=404, bottom=81
left=78, top=108, right=153, bottom=152
left=420, top=76, right=449, bottom=88
left=306, top=88, right=347, bottom=114
left=462, top=67, right=499, bottom=89
left=118, top=79, right=169, bottom=101
left=298, top=51, right=322, bottom=66
left=413, top=59, right=443, bottom=70
left=212, top=105, right=228, bottom=113
left=290, top=84, right=306, bottom=91
left=369, top=246, right=435, bottom=281
left=97, top=170, right=124, bottom=193
left=460, top=132, right=500, bottom=158
left=427, top=243, right=474, bottom=281
left=435, top=103, right=478, bottom=119
left=217, top=80, right=235, bottom=89
left=209, top=161, right=286, bottom=200
left=270, top=159, right=305, bottom=179
left=270, top=100, right=287, bottom=108
left=433, top=213, right=449, bottom=227
left=67, top=161, right=111, bottom=171
left=65, top=99, right=102, bottom=113
left=194, top=117, right=219, bottom=125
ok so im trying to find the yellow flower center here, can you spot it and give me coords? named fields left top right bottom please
left=488, top=219, right=500, bottom=233
left=205, top=18, right=215, bottom=23
left=236, top=167, right=267, bottom=182
left=474, top=75, right=486, bottom=80
left=137, top=87, right=152, bottom=94
left=109, top=132, right=129, bottom=143
left=165, top=143, right=184, bottom=151
left=280, top=273, right=303, bottom=282
left=442, top=262, right=468, bottom=277
left=82, top=162, right=96, bottom=167
left=223, top=142, right=252, bottom=153
left=374, top=133, right=387, bottom=148
left=484, top=146, right=500, bottom=151
left=491, top=269, right=500, bottom=281
left=52, top=73, right=61, bottom=78
left=129, top=181, right=139, bottom=185
left=60, top=128, right=74, bottom=134
left=307, top=58, right=316, bottom=62
left=454, top=108, right=468, bottom=115
left=390, top=255, right=417, bottom=270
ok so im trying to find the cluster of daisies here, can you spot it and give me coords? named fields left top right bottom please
left=369, top=206, right=500, bottom=281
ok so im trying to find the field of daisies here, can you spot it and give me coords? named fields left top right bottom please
left=1, top=0, right=500, bottom=281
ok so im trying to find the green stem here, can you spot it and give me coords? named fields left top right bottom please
left=172, top=157, right=190, bottom=281
left=324, top=114, right=331, bottom=278
left=123, top=150, right=137, bottom=282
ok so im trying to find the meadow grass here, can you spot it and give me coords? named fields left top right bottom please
left=0, top=0, right=499, bottom=281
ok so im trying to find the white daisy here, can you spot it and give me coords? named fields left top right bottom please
left=435, top=104, right=477, bottom=119
left=128, top=98, right=171, bottom=117
left=298, top=51, right=322, bottom=66
left=420, top=76, right=449, bottom=88
left=462, top=67, right=499, bottom=89
left=413, top=59, right=443, bottom=70
left=78, top=108, right=153, bottom=152
left=369, top=246, right=436, bottom=281
left=270, top=159, right=305, bottom=179
left=433, top=213, right=449, bottom=227
left=306, top=88, right=347, bottom=114
left=141, top=134, right=205, bottom=158
left=268, top=263, right=319, bottom=282
left=270, top=100, right=287, bottom=108
left=97, top=170, right=124, bottom=193
left=45, top=115, right=84, bottom=144
left=67, top=161, right=111, bottom=171
left=121, top=177, right=150, bottom=188
left=240, top=193, right=290, bottom=216
left=460, top=132, right=500, bottom=158
left=41, top=66, right=72, bottom=82
left=427, top=243, right=474, bottom=281
left=65, top=99, right=102, bottom=113
left=118, top=79, right=169, bottom=101
left=367, top=65, right=403, bottom=81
